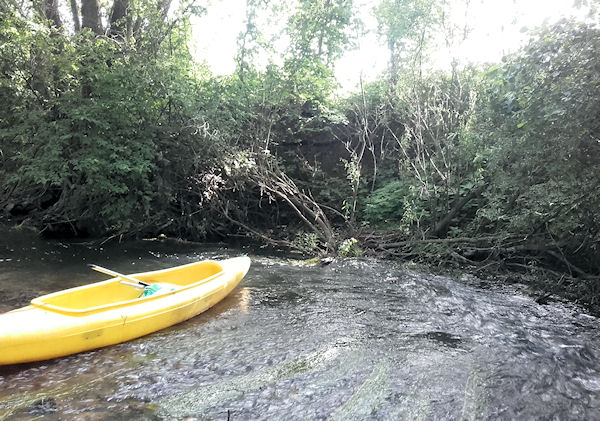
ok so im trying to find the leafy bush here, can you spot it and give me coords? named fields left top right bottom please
left=338, top=237, right=361, bottom=257
left=292, top=231, right=320, bottom=253
left=0, top=9, right=214, bottom=236
left=470, top=19, right=600, bottom=270
left=364, top=181, right=407, bottom=226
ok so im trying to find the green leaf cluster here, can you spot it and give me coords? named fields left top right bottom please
left=467, top=20, right=600, bottom=269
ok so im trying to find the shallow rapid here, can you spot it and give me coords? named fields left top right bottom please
left=1, top=234, right=599, bottom=420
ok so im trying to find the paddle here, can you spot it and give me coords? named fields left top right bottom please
left=118, top=280, right=145, bottom=290
left=88, top=264, right=150, bottom=288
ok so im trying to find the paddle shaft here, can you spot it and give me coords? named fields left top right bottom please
left=119, top=280, right=145, bottom=290
left=88, top=264, right=150, bottom=287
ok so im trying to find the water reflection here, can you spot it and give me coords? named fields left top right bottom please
left=238, top=287, right=251, bottom=313
left=0, top=238, right=599, bottom=420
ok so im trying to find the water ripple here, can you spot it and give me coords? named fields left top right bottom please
left=0, top=246, right=599, bottom=420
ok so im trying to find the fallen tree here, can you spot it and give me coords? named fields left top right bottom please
left=359, top=229, right=600, bottom=311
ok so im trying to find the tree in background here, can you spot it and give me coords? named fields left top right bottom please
left=374, top=0, right=442, bottom=82
left=472, top=20, right=600, bottom=274
left=0, top=0, right=210, bottom=236
left=287, top=0, right=355, bottom=67
left=346, top=0, right=482, bottom=238
left=194, top=0, right=360, bottom=253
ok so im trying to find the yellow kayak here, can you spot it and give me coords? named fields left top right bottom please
left=0, top=256, right=251, bottom=365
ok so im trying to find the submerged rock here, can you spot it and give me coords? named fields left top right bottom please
left=28, top=397, right=57, bottom=415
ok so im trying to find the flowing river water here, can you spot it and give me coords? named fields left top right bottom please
left=1, top=231, right=600, bottom=420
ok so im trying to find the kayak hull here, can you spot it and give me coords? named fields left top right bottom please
left=0, top=256, right=250, bottom=365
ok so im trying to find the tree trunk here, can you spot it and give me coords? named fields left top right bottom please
left=81, top=0, right=102, bottom=35
left=109, top=0, right=129, bottom=39
left=157, top=0, right=172, bottom=20
left=388, top=39, right=399, bottom=85
left=44, top=0, right=63, bottom=28
left=431, top=184, right=485, bottom=238
left=70, top=0, right=81, bottom=32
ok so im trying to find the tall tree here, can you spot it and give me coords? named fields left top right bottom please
left=109, top=0, right=130, bottom=39
left=375, top=0, right=440, bottom=81
left=81, top=0, right=102, bottom=34
left=44, top=0, right=63, bottom=28
left=287, top=0, right=355, bottom=66
left=70, top=0, right=81, bottom=32
left=235, top=0, right=262, bottom=79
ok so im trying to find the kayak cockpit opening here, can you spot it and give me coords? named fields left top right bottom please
left=30, top=260, right=224, bottom=314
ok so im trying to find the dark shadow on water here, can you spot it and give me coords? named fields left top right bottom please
left=418, top=331, right=464, bottom=349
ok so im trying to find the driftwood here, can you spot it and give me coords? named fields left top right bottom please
left=216, top=154, right=338, bottom=254
left=430, top=184, right=486, bottom=238
left=359, top=231, right=598, bottom=280
left=246, top=169, right=336, bottom=252
left=359, top=229, right=600, bottom=313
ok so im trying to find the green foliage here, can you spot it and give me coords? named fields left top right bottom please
left=338, top=237, right=361, bottom=257
left=0, top=4, right=216, bottom=235
left=283, top=57, right=336, bottom=103
left=292, top=231, right=320, bottom=253
left=287, top=0, right=356, bottom=66
left=374, top=0, right=442, bottom=77
left=470, top=19, right=600, bottom=269
left=364, top=180, right=435, bottom=231
left=364, top=181, right=406, bottom=226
